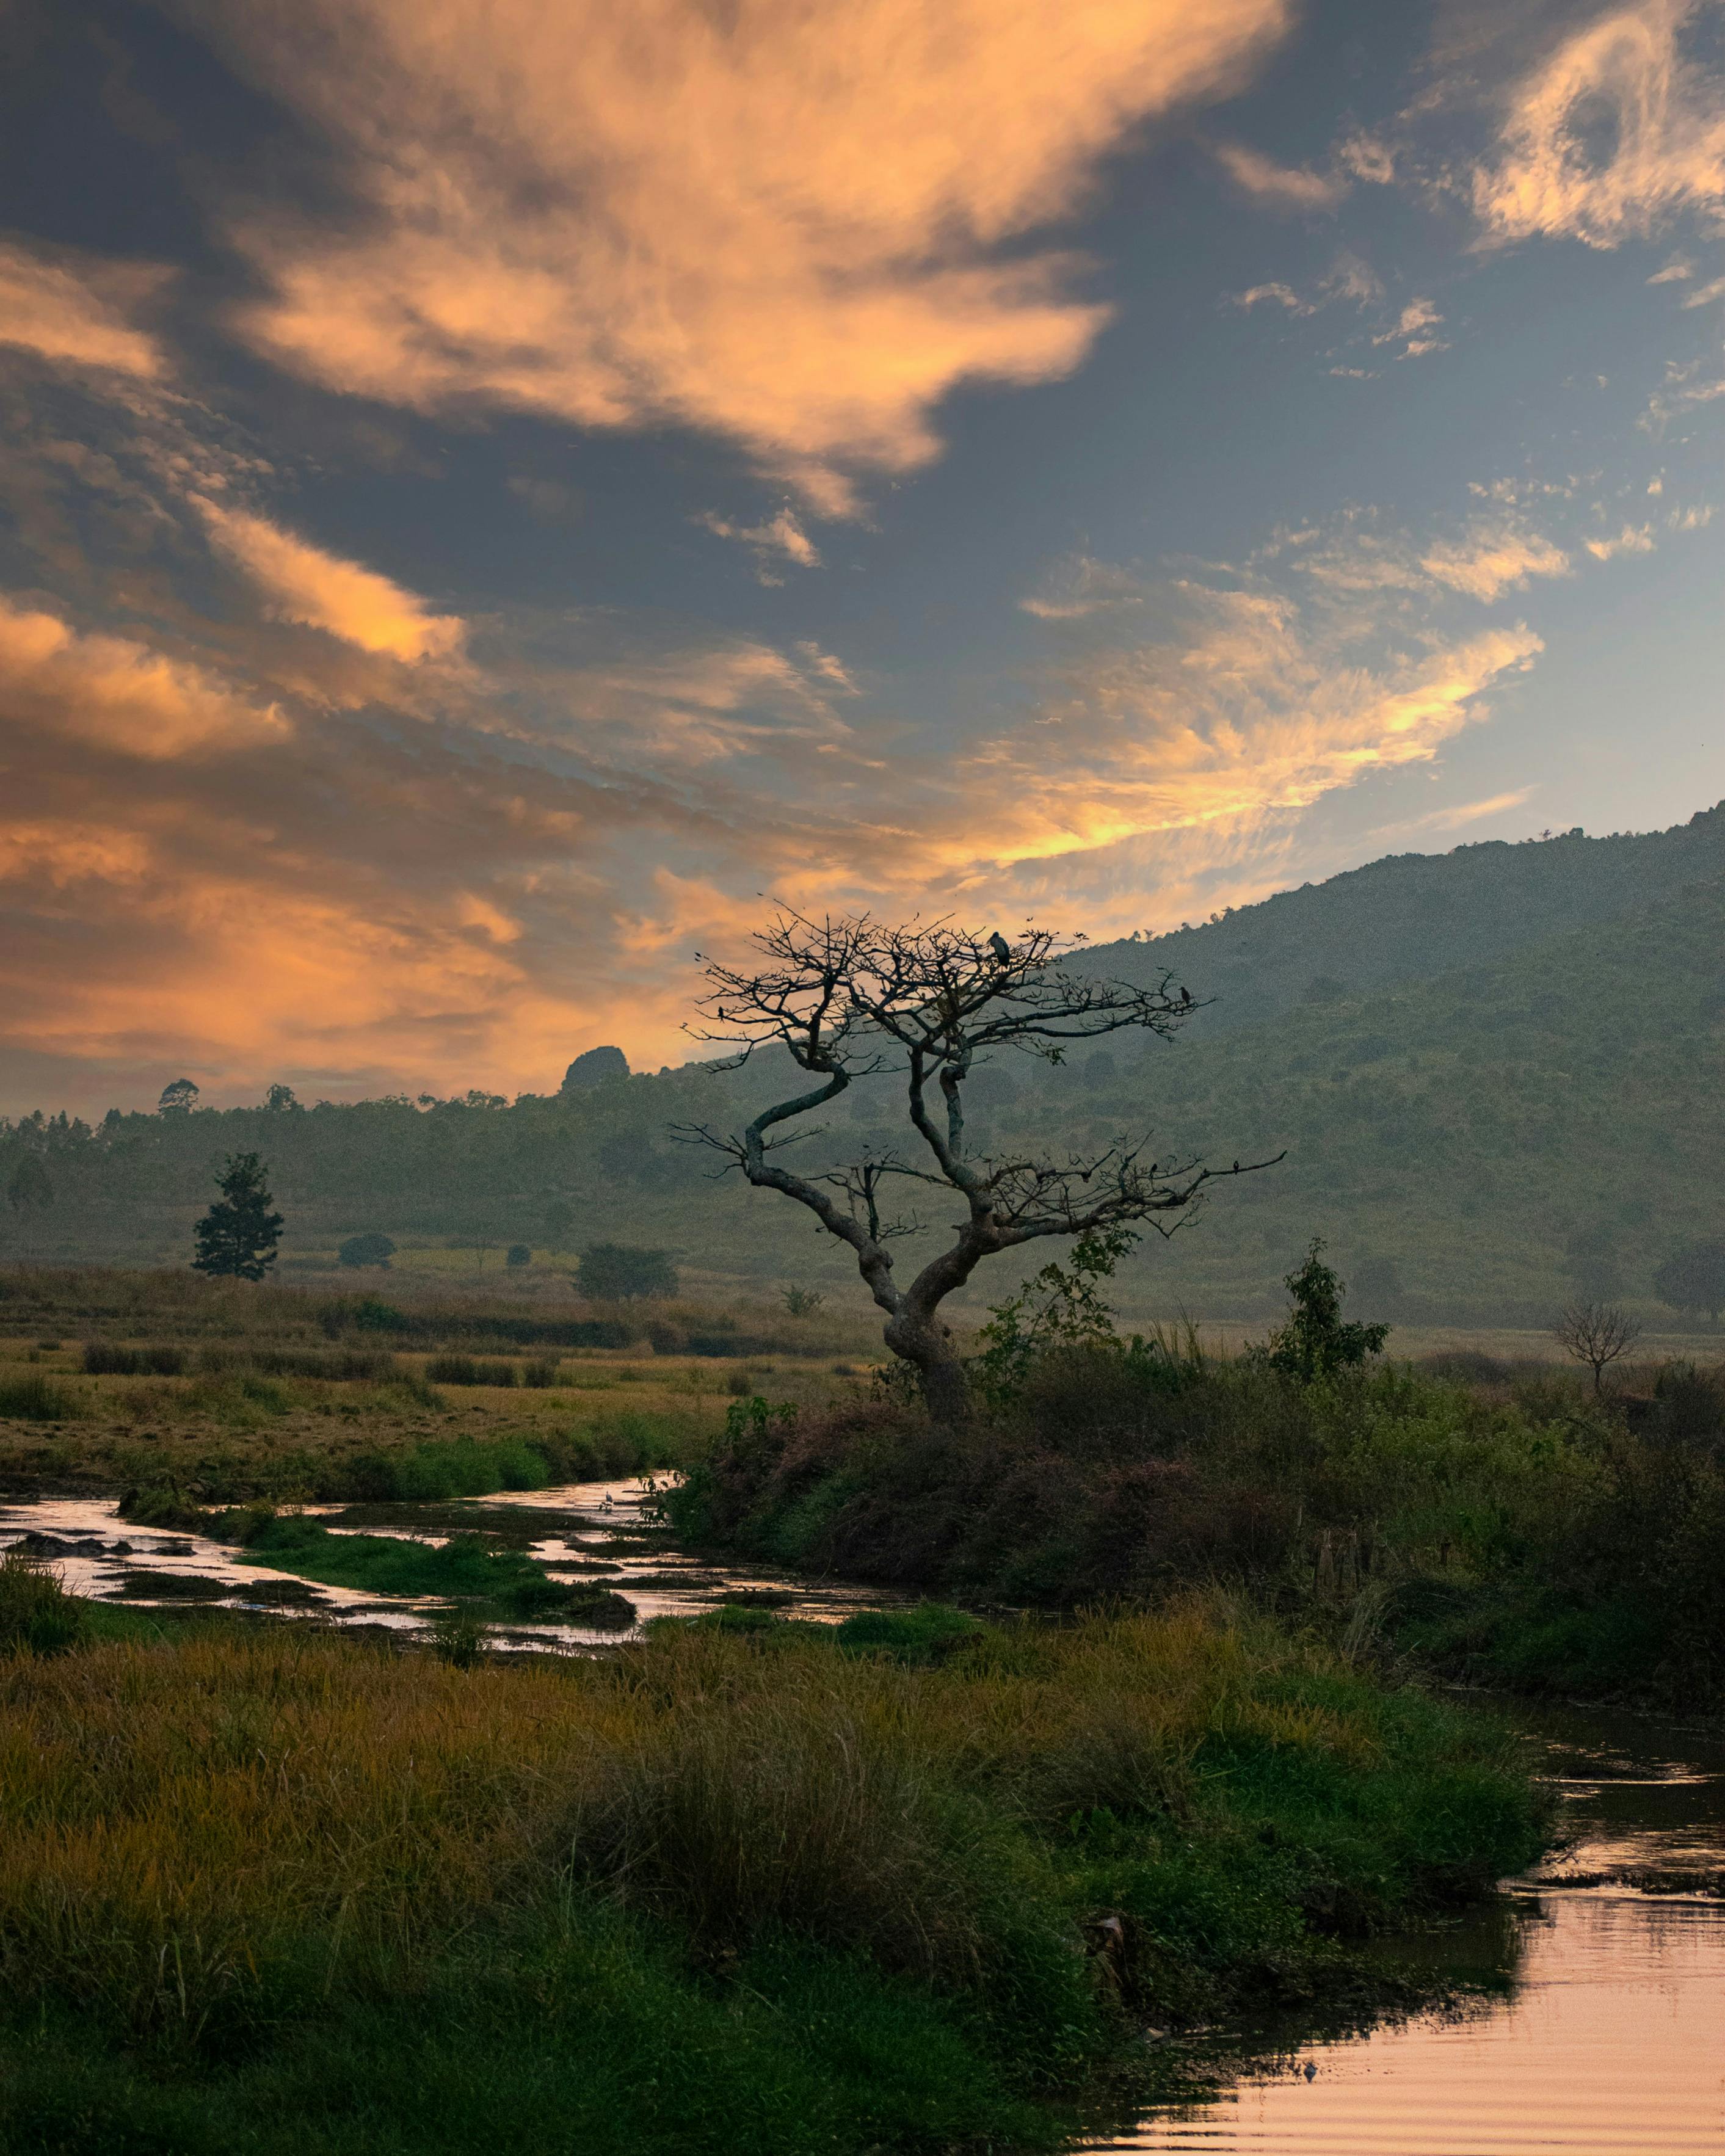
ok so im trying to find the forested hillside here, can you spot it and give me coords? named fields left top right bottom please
left=3, top=806, right=1721, bottom=1326
left=1083, top=802, right=1725, bottom=1033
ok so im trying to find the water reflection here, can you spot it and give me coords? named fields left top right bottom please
left=1091, top=1706, right=1725, bottom=2154
left=0, top=1478, right=906, bottom=1647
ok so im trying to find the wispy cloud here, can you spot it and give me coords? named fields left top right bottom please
left=1373, top=297, right=1447, bottom=356
left=0, top=239, right=172, bottom=380
left=1370, top=787, right=1537, bottom=840
left=1419, top=524, right=1571, bottom=600
left=695, top=507, right=821, bottom=582
left=195, top=499, right=467, bottom=662
left=1229, top=281, right=1314, bottom=313
left=1473, top=0, right=1725, bottom=247
left=181, top=0, right=1292, bottom=513
left=1585, top=522, right=1657, bottom=558
left=1212, top=139, right=1348, bottom=211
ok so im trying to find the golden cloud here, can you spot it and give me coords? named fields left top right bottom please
left=952, top=586, right=1542, bottom=877
left=0, top=239, right=170, bottom=379
left=194, top=498, right=467, bottom=662
left=1474, top=0, right=1725, bottom=246
left=1212, top=140, right=1347, bottom=211
left=0, top=593, right=289, bottom=759
left=181, top=0, right=1290, bottom=507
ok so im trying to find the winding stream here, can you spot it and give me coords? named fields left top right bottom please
left=4, top=1487, right=1721, bottom=2149
left=0, top=1478, right=908, bottom=1647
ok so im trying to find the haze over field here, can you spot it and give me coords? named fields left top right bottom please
left=2, top=1, right=1725, bottom=1116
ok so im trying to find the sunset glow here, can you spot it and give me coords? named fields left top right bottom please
left=2, top=1, right=1723, bottom=1111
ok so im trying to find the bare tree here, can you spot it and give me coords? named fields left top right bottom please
left=677, top=910, right=1279, bottom=1421
left=1553, top=1299, right=1643, bottom=1393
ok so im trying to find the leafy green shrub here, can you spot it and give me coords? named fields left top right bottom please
left=521, top=1358, right=560, bottom=1388
left=1263, top=1240, right=1388, bottom=1381
left=349, top=1296, right=410, bottom=1333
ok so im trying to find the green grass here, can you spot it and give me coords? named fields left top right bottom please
left=0, top=1369, right=78, bottom=1421
left=0, top=1595, right=1545, bottom=2156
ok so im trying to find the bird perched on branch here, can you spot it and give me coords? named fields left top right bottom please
left=988, top=931, right=1011, bottom=964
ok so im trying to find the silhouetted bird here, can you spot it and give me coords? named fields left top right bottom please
left=988, top=931, right=1011, bottom=963
left=1178, top=986, right=1191, bottom=1005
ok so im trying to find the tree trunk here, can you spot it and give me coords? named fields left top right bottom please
left=883, top=1308, right=970, bottom=1425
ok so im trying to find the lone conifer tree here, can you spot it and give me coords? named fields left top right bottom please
left=192, top=1153, right=283, bottom=1280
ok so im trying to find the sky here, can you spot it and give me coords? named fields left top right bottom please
left=1, top=0, right=1723, bottom=1117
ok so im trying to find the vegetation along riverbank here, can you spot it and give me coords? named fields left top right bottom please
left=0, top=1561, right=1546, bottom=2156
left=672, top=1250, right=1725, bottom=1712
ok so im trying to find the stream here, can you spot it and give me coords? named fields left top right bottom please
left=0, top=1478, right=908, bottom=1647
left=1089, top=1700, right=1725, bottom=2154
left=4, top=1489, right=1721, bottom=2148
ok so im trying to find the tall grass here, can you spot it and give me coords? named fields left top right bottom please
left=0, top=1605, right=1541, bottom=2044
left=0, top=1368, right=77, bottom=1420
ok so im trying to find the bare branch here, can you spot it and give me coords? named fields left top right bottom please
left=680, top=907, right=1276, bottom=1420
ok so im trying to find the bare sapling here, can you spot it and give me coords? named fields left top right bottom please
left=1553, top=1299, right=1643, bottom=1394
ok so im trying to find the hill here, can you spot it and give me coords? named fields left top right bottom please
left=1080, top=802, right=1725, bottom=1032
left=2, top=805, right=1721, bottom=1327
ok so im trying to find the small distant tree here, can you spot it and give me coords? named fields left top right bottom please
left=1553, top=1299, right=1642, bottom=1393
left=1265, top=1240, right=1389, bottom=1382
left=159, top=1078, right=199, bottom=1116
left=679, top=910, right=1275, bottom=1421
left=578, top=1243, right=678, bottom=1301
left=6, top=1155, right=53, bottom=1213
left=506, top=1243, right=532, bottom=1268
left=781, top=1283, right=826, bottom=1316
left=338, top=1232, right=396, bottom=1269
left=264, top=1083, right=301, bottom=1112
left=1652, top=1240, right=1725, bottom=1324
left=192, top=1153, right=283, bottom=1281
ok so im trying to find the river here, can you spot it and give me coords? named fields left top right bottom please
left=3, top=1486, right=1721, bottom=2149
left=1088, top=1700, right=1725, bottom=2154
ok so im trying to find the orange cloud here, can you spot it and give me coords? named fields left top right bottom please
left=194, top=499, right=466, bottom=662
left=182, top=0, right=1290, bottom=507
left=0, top=239, right=170, bottom=379
left=0, top=594, right=288, bottom=758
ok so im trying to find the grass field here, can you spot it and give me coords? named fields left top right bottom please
left=0, top=1266, right=877, bottom=1504
left=0, top=1576, right=1549, bottom=2156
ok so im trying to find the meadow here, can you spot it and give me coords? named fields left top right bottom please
left=0, top=1570, right=1546, bottom=2156
left=0, top=1263, right=871, bottom=1508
